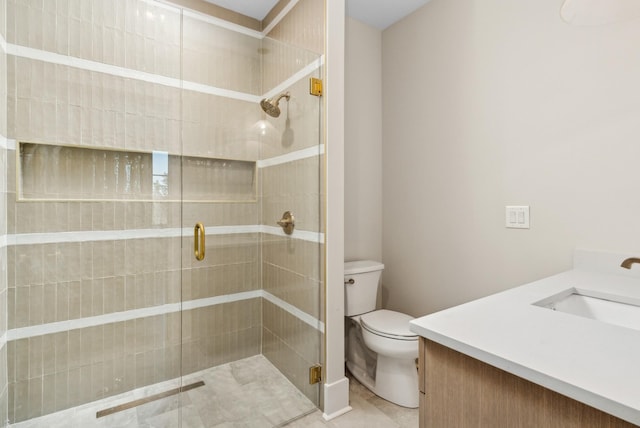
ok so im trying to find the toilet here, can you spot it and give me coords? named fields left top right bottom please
left=344, top=260, right=419, bottom=408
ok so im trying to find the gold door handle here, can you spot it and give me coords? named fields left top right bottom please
left=194, top=222, right=205, bottom=261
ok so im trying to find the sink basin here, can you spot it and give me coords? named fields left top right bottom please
left=534, top=288, right=640, bottom=331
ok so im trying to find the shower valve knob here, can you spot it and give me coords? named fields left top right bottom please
left=277, top=211, right=295, bottom=235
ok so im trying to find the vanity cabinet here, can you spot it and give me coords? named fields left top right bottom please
left=418, top=338, right=637, bottom=428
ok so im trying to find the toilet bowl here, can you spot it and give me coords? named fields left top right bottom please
left=344, top=261, right=419, bottom=408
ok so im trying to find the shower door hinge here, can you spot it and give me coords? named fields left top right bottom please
left=309, top=78, right=323, bottom=96
left=309, top=364, right=322, bottom=384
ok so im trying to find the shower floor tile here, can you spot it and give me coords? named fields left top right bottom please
left=9, top=356, right=418, bottom=428
left=10, top=355, right=317, bottom=428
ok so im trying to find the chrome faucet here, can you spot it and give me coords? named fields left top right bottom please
left=620, top=257, right=640, bottom=269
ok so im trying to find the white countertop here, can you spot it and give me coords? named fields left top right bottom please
left=409, top=249, right=640, bottom=426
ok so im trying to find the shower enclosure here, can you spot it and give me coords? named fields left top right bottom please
left=1, top=0, right=324, bottom=426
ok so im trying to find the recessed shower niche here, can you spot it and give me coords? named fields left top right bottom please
left=18, top=142, right=256, bottom=202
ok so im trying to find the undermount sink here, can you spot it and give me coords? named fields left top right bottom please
left=534, top=288, right=640, bottom=331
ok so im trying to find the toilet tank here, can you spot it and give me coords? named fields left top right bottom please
left=344, top=260, right=385, bottom=316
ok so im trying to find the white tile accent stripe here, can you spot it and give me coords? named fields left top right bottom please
left=257, top=144, right=325, bottom=168
left=261, top=225, right=324, bottom=243
left=262, top=0, right=301, bottom=36
left=0, top=31, right=6, bottom=54
left=7, top=303, right=181, bottom=341
left=0, top=131, right=6, bottom=255
left=181, top=290, right=262, bottom=311
left=6, top=43, right=322, bottom=106
left=263, top=55, right=324, bottom=100
left=7, top=44, right=262, bottom=104
left=182, top=80, right=261, bottom=103
left=263, top=290, right=325, bottom=333
left=0, top=135, right=13, bottom=151
left=9, top=226, right=257, bottom=246
left=182, top=9, right=264, bottom=39
left=6, top=289, right=322, bottom=341
left=8, top=43, right=180, bottom=86
left=7, top=225, right=324, bottom=246
left=150, top=0, right=297, bottom=40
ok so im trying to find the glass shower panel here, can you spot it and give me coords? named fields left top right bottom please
left=259, top=38, right=324, bottom=410
left=4, top=0, right=324, bottom=426
left=5, top=0, right=184, bottom=425
left=179, top=11, right=324, bottom=425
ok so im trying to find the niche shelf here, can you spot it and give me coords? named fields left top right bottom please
left=18, top=142, right=256, bottom=202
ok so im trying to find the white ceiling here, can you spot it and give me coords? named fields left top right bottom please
left=346, top=0, right=431, bottom=30
left=202, top=0, right=279, bottom=21
left=202, top=0, right=431, bottom=30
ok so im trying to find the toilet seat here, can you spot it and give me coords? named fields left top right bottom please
left=360, top=309, right=418, bottom=341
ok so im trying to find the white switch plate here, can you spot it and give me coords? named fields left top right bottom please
left=506, top=206, right=530, bottom=229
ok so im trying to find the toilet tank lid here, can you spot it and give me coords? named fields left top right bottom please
left=344, top=260, right=384, bottom=275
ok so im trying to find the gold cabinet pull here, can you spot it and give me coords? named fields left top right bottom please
left=194, top=222, right=205, bottom=261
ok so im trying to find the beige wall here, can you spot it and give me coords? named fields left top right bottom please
left=381, top=0, right=640, bottom=317
left=344, top=17, right=382, bottom=263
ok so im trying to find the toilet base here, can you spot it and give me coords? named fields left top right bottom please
left=346, top=357, right=419, bottom=409
left=346, top=360, right=376, bottom=392
left=374, top=354, right=419, bottom=408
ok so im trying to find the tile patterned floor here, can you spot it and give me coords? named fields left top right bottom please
left=287, top=371, right=418, bottom=428
left=10, top=356, right=417, bottom=428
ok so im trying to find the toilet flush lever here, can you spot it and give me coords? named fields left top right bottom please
left=345, top=278, right=355, bottom=285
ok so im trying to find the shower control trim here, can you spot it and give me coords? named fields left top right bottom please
left=277, top=211, right=295, bottom=235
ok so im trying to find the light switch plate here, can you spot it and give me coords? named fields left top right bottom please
left=506, top=206, right=530, bottom=229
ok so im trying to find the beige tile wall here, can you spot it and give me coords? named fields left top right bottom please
left=261, top=232, right=323, bottom=404
left=7, top=237, right=182, bottom=328
left=5, top=231, right=260, bottom=422
left=182, top=89, right=261, bottom=161
left=260, top=156, right=322, bottom=233
left=4, top=0, right=326, bottom=423
left=2, top=0, right=9, bottom=424
left=7, top=313, right=182, bottom=421
left=0, top=345, right=6, bottom=428
left=260, top=0, right=325, bottom=405
left=6, top=0, right=182, bottom=78
left=8, top=56, right=182, bottom=152
left=181, top=298, right=262, bottom=375
left=182, top=15, right=261, bottom=95
left=5, top=299, right=261, bottom=422
left=265, top=0, right=324, bottom=56
left=263, top=260, right=322, bottom=321
left=263, top=300, right=321, bottom=404
left=180, top=233, right=260, bottom=301
left=261, top=37, right=320, bottom=96
left=259, top=70, right=323, bottom=160
left=5, top=0, right=266, bottom=422
left=17, top=144, right=256, bottom=202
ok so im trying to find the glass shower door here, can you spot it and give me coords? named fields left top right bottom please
left=5, top=0, right=323, bottom=425
left=6, top=0, right=186, bottom=426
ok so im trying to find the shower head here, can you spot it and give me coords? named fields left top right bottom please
left=260, top=92, right=290, bottom=118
